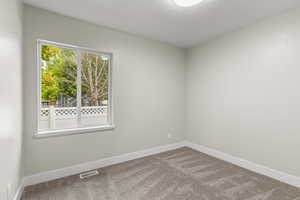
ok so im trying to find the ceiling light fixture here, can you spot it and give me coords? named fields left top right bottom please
left=174, top=0, right=204, bottom=7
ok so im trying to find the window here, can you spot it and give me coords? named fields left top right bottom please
left=36, top=40, right=114, bottom=137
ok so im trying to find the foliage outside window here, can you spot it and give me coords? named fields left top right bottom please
left=37, top=40, right=113, bottom=136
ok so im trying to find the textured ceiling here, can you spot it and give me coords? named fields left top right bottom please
left=24, top=0, right=300, bottom=47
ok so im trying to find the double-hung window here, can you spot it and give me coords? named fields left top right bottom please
left=36, top=40, right=114, bottom=137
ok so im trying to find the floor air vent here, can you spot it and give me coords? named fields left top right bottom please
left=79, top=170, right=99, bottom=179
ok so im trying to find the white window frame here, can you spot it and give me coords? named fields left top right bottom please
left=35, top=39, right=114, bottom=138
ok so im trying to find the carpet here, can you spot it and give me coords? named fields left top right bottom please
left=22, top=147, right=300, bottom=200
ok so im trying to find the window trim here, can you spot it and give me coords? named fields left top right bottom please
left=35, top=39, right=114, bottom=138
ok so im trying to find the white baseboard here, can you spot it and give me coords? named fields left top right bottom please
left=185, top=141, right=300, bottom=188
left=23, top=142, right=185, bottom=187
left=18, top=140, right=300, bottom=199
left=12, top=180, right=24, bottom=200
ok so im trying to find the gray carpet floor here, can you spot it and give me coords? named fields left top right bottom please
left=22, top=147, right=300, bottom=200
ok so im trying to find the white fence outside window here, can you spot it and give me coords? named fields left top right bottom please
left=40, top=106, right=108, bottom=130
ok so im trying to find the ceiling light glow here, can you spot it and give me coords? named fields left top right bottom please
left=174, top=0, right=204, bottom=7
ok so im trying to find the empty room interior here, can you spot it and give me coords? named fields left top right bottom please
left=2, top=0, right=300, bottom=199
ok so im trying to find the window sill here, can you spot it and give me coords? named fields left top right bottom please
left=34, top=125, right=115, bottom=139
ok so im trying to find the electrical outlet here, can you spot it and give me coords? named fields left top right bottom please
left=167, top=133, right=173, bottom=139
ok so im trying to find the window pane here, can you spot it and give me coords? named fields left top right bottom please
left=39, top=45, right=78, bottom=131
left=38, top=41, right=113, bottom=135
left=80, top=52, right=109, bottom=127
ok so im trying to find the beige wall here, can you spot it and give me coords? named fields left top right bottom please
left=186, top=8, right=300, bottom=177
left=0, top=0, right=23, bottom=198
left=23, top=5, right=186, bottom=175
